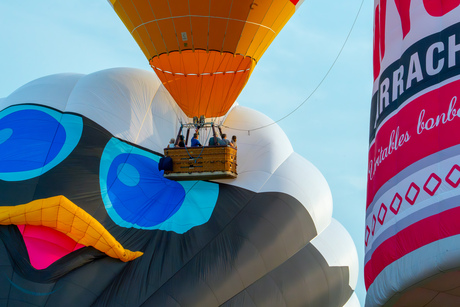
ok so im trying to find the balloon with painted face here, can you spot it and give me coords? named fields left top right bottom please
left=0, top=68, right=358, bottom=306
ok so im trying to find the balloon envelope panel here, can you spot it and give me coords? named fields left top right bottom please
left=109, top=0, right=301, bottom=117
left=366, top=1, right=460, bottom=305
left=0, top=68, right=357, bottom=306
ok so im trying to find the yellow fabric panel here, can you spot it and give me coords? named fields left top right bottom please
left=0, top=196, right=143, bottom=262
left=144, top=22, right=165, bottom=56
left=252, top=3, right=294, bottom=60
left=245, top=0, right=288, bottom=58
left=112, top=1, right=153, bottom=58
left=119, top=0, right=143, bottom=30
left=245, top=27, right=274, bottom=58
left=247, top=0, right=276, bottom=24
left=127, top=0, right=172, bottom=56
left=237, top=0, right=295, bottom=58
left=252, top=1, right=292, bottom=59
left=234, top=22, right=260, bottom=56
left=112, top=1, right=133, bottom=30
left=112, top=2, right=136, bottom=36
left=261, top=0, right=290, bottom=26
left=135, top=25, right=157, bottom=58
left=269, top=3, right=295, bottom=35
left=221, top=19, right=245, bottom=53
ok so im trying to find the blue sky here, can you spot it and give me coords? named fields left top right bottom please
left=0, top=1, right=373, bottom=304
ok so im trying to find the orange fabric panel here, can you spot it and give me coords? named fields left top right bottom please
left=150, top=51, right=254, bottom=117
left=189, top=0, right=210, bottom=15
left=110, top=0, right=298, bottom=117
left=157, top=19, right=180, bottom=53
left=113, top=0, right=296, bottom=60
left=149, top=0, right=171, bottom=19
left=136, top=24, right=157, bottom=57
left=171, top=16, right=192, bottom=51
left=144, top=22, right=165, bottom=56
left=170, top=0, right=189, bottom=16
left=210, top=0, right=233, bottom=18
left=208, top=18, right=228, bottom=51
left=136, top=1, right=155, bottom=23
left=222, top=19, right=246, bottom=54
left=0, top=196, right=143, bottom=262
left=228, top=0, right=253, bottom=21
left=190, top=16, right=209, bottom=50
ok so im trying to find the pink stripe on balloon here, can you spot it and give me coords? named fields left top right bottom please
left=364, top=206, right=460, bottom=289
left=18, top=225, right=85, bottom=269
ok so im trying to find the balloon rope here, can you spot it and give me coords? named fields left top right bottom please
left=223, top=0, right=365, bottom=133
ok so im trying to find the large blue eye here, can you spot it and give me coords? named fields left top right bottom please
left=100, top=138, right=219, bottom=233
left=0, top=105, right=83, bottom=181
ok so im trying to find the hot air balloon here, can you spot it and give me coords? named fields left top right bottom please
left=108, top=0, right=303, bottom=118
left=0, top=68, right=359, bottom=306
left=107, top=0, right=306, bottom=181
left=366, top=0, right=460, bottom=305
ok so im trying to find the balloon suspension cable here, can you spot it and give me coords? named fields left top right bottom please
left=222, top=0, right=365, bottom=134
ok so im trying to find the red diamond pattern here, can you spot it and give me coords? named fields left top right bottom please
left=423, top=173, right=442, bottom=196
left=365, top=226, right=370, bottom=247
left=390, top=193, right=402, bottom=214
left=446, top=164, right=460, bottom=188
left=378, top=203, right=387, bottom=225
left=371, top=215, right=376, bottom=235
left=405, top=182, right=420, bottom=205
left=366, top=163, right=460, bottom=246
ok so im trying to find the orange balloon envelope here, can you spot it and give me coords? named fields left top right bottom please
left=109, top=0, right=303, bottom=117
